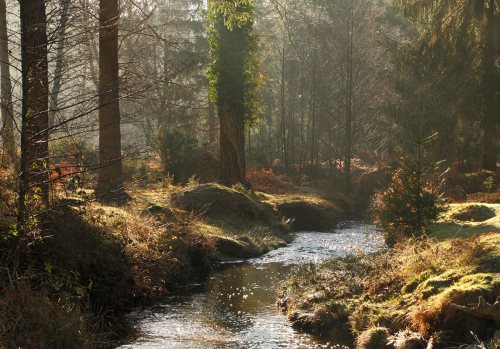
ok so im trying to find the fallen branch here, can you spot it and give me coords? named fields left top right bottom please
left=449, top=296, right=500, bottom=324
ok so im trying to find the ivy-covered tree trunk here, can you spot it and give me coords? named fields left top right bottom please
left=208, top=0, right=257, bottom=186
left=18, top=0, right=50, bottom=225
left=217, top=20, right=247, bottom=185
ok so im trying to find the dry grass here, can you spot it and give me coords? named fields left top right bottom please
left=466, top=192, right=500, bottom=203
left=280, top=233, right=500, bottom=345
left=247, top=167, right=297, bottom=194
left=54, top=200, right=217, bottom=299
left=0, top=280, right=111, bottom=349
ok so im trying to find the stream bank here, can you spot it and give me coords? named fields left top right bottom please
left=0, top=182, right=347, bottom=349
left=278, top=205, right=500, bottom=348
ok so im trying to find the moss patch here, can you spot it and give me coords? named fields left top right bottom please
left=171, top=183, right=276, bottom=226
left=409, top=273, right=500, bottom=340
left=451, top=205, right=496, bottom=222
left=276, top=200, right=341, bottom=231
left=428, top=203, right=500, bottom=239
left=260, top=193, right=344, bottom=231
left=279, top=234, right=500, bottom=346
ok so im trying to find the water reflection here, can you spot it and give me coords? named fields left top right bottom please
left=120, top=224, right=383, bottom=349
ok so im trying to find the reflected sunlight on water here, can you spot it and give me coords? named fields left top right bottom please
left=120, top=223, right=383, bottom=349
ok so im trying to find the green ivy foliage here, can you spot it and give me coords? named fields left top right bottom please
left=207, top=0, right=260, bottom=126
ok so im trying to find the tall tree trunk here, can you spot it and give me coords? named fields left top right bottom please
left=344, top=3, right=354, bottom=192
left=81, top=0, right=99, bottom=90
left=288, top=74, right=296, bottom=166
left=309, top=55, right=317, bottom=172
left=96, top=0, right=126, bottom=201
left=158, top=40, right=170, bottom=172
left=48, top=0, right=70, bottom=128
left=18, top=0, right=50, bottom=226
left=0, top=0, right=14, bottom=158
left=280, top=43, right=288, bottom=171
left=299, top=57, right=305, bottom=171
left=482, top=0, right=498, bottom=172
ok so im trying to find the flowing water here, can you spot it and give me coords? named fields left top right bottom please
left=120, top=223, right=384, bottom=349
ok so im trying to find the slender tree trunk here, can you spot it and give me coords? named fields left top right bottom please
left=48, top=0, right=70, bottom=128
left=80, top=0, right=99, bottom=90
left=18, top=0, right=50, bottom=225
left=0, top=0, right=14, bottom=158
left=280, top=43, right=288, bottom=171
left=328, top=113, right=333, bottom=176
left=96, top=0, right=126, bottom=201
left=344, top=3, right=354, bottom=192
left=482, top=0, right=498, bottom=172
left=267, top=104, right=272, bottom=165
left=299, top=57, right=305, bottom=171
left=288, top=75, right=295, bottom=167
left=310, top=49, right=317, bottom=172
left=158, top=41, right=170, bottom=171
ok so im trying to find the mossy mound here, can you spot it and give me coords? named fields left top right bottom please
left=411, top=269, right=465, bottom=299
left=276, top=200, right=341, bottom=231
left=37, top=203, right=216, bottom=309
left=356, top=327, right=392, bottom=349
left=171, top=183, right=275, bottom=226
left=451, top=204, right=496, bottom=222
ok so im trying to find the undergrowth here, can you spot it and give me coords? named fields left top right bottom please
left=0, top=193, right=217, bottom=348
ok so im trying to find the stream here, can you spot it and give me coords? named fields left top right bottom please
left=120, top=223, right=384, bottom=349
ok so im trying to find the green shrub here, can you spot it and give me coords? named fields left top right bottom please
left=49, top=138, right=97, bottom=166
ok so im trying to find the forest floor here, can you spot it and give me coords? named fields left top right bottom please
left=278, top=203, right=500, bottom=348
left=0, top=180, right=346, bottom=348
